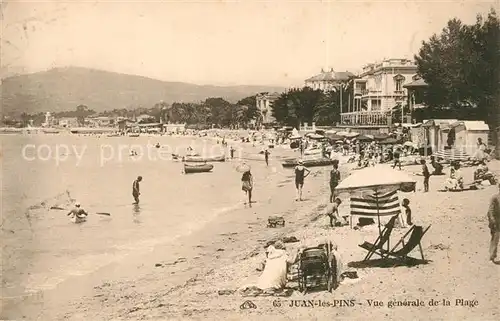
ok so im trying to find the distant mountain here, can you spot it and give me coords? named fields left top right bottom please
left=0, top=67, right=286, bottom=116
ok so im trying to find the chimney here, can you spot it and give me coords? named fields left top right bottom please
left=330, top=68, right=334, bottom=72
left=321, top=68, right=324, bottom=73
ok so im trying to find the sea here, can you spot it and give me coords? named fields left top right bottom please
left=0, top=133, right=292, bottom=298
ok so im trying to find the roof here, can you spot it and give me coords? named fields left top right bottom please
left=452, top=121, right=489, bottom=131
left=305, top=70, right=354, bottom=82
left=422, top=119, right=458, bottom=127
left=403, top=78, right=428, bottom=88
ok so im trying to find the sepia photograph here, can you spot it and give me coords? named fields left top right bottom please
left=1, top=0, right=499, bottom=320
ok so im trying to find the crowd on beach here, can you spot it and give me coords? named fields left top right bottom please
left=67, top=125, right=499, bottom=301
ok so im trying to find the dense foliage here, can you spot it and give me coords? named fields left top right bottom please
left=414, top=9, right=499, bottom=154
left=3, top=96, right=261, bottom=128
left=272, top=84, right=351, bottom=127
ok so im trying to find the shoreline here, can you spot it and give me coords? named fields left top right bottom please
left=3, top=151, right=499, bottom=320
left=1, top=143, right=336, bottom=320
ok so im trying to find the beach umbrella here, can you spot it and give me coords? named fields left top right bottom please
left=379, top=137, right=400, bottom=145
left=336, top=165, right=416, bottom=232
left=326, top=133, right=343, bottom=141
left=308, top=134, right=325, bottom=140
left=336, top=131, right=350, bottom=137
left=374, top=133, right=390, bottom=141
left=235, top=163, right=251, bottom=173
left=345, top=132, right=360, bottom=138
left=355, top=134, right=374, bottom=142
left=433, top=148, right=471, bottom=161
left=325, top=129, right=337, bottom=134
left=336, top=165, right=416, bottom=194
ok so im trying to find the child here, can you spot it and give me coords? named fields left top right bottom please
left=421, top=159, right=430, bottom=192
left=402, top=198, right=412, bottom=226
left=326, top=198, right=343, bottom=227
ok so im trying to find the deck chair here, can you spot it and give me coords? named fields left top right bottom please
left=380, top=225, right=431, bottom=262
left=358, top=215, right=398, bottom=261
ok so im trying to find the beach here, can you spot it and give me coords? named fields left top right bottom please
left=1, top=134, right=499, bottom=321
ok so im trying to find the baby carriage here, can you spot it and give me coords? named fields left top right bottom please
left=297, top=242, right=338, bottom=293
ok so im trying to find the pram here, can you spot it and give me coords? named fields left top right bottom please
left=297, top=242, right=337, bottom=293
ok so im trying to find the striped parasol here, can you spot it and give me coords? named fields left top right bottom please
left=433, top=148, right=471, bottom=161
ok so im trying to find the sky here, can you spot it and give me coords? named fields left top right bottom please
left=1, top=0, right=496, bottom=86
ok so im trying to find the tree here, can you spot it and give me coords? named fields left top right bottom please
left=272, top=87, right=323, bottom=127
left=415, top=9, right=500, bottom=156
left=235, top=95, right=259, bottom=127
left=152, top=101, right=169, bottom=123
left=75, top=104, right=94, bottom=126
left=314, top=90, right=341, bottom=126
left=20, top=112, right=30, bottom=127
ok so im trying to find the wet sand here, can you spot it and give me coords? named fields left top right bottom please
left=2, top=155, right=499, bottom=321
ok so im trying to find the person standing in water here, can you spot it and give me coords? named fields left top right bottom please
left=67, top=202, right=88, bottom=223
left=230, top=146, right=235, bottom=159
left=241, top=170, right=253, bottom=207
left=294, top=159, right=311, bottom=201
left=264, top=149, right=270, bottom=166
left=133, top=176, right=143, bottom=204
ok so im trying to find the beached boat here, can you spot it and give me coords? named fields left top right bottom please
left=281, top=158, right=335, bottom=168
left=184, top=163, right=214, bottom=174
left=128, top=133, right=140, bottom=137
left=183, top=155, right=226, bottom=163
left=107, top=133, right=121, bottom=137
left=304, top=148, right=322, bottom=155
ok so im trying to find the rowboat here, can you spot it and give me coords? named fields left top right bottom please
left=183, top=155, right=226, bottom=163
left=281, top=158, right=335, bottom=168
left=304, top=148, right=322, bottom=155
left=184, top=163, right=214, bottom=174
left=128, top=133, right=140, bottom=137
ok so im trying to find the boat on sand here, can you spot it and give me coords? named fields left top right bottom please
left=184, top=163, right=214, bottom=174
left=183, top=155, right=225, bottom=163
left=281, top=157, right=335, bottom=168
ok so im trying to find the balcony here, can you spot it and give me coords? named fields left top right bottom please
left=341, top=111, right=390, bottom=126
left=361, top=89, right=382, bottom=96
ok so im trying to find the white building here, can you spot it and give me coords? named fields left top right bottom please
left=343, top=58, right=418, bottom=126
left=305, top=68, right=354, bottom=91
left=256, top=92, right=280, bottom=124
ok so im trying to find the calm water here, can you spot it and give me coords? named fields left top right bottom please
left=1, top=134, right=289, bottom=297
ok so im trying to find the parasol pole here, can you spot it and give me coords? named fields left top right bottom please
left=375, top=187, right=382, bottom=238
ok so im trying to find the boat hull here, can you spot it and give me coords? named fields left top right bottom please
left=183, top=155, right=225, bottom=162
left=281, top=158, right=335, bottom=168
left=184, top=164, right=214, bottom=173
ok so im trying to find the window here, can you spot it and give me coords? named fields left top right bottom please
left=371, top=99, right=381, bottom=110
left=394, top=74, right=405, bottom=91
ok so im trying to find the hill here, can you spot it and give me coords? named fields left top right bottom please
left=0, top=67, right=285, bottom=116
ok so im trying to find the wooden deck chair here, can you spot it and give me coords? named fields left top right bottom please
left=358, top=215, right=399, bottom=261
left=380, top=225, right=431, bottom=262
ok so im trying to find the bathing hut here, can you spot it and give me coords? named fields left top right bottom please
left=451, top=121, right=489, bottom=156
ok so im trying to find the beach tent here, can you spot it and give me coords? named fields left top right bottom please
left=336, top=165, right=416, bottom=229
left=326, top=133, right=343, bottom=142
left=433, top=147, right=471, bottom=161
left=422, top=119, right=458, bottom=153
left=451, top=121, right=489, bottom=156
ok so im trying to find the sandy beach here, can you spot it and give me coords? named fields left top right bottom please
left=2, top=135, right=499, bottom=320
